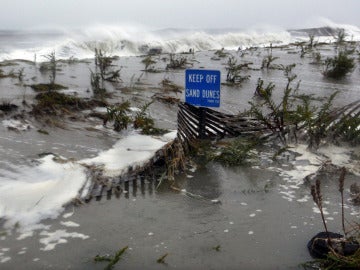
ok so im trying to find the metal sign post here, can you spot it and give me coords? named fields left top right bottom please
left=185, top=69, right=221, bottom=138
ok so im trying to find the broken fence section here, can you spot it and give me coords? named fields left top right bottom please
left=78, top=138, right=185, bottom=203
left=177, top=102, right=268, bottom=143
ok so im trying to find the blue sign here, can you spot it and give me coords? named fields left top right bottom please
left=185, top=69, right=221, bottom=107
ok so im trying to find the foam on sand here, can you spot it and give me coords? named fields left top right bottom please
left=0, top=155, right=87, bottom=230
left=81, top=131, right=177, bottom=177
left=274, top=143, right=358, bottom=203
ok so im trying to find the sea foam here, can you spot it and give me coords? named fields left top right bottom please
left=3, top=20, right=360, bottom=61
left=0, top=155, right=86, bottom=230
left=81, top=131, right=177, bottom=177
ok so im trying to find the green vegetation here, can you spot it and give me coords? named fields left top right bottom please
left=105, top=102, right=132, bottom=132
left=34, top=92, right=82, bottom=109
left=94, top=48, right=121, bottom=82
left=254, top=78, right=275, bottom=97
left=30, top=83, right=68, bottom=92
left=89, top=48, right=121, bottom=99
left=335, top=29, right=346, bottom=47
left=105, top=101, right=168, bottom=135
left=177, top=59, right=355, bottom=165
left=156, top=253, right=169, bottom=264
left=39, top=51, right=57, bottom=86
left=141, top=55, right=157, bottom=71
left=32, top=52, right=69, bottom=92
left=261, top=48, right=279, bottom=69
left=94, top=246, right=128, bottom=270
left=37, top=129, right=49, bottom=135
left=245, top=62, right=360, bottom=149
left=301, top=91, right=338, bottom=149
left=208, top=138, right=258, bottom=166
left=212, top=245, right=221, bottom=252
left=188, top=136, right=261, bottom=167
left=166, top=54, right=189, bottom=69
left=31, top=91, right=101, bottom=116
left=247, top=64, right=300, bottom=144
left=323, top=50, right=355, bottom=79
left=334, top=116, right=360, bottom=146
left=160, top=78, right=182, bottom=93
left=299, top=90, right=360, bottom=148
left=133, top=102, right=168, bottom=135
left=224, top=56, right=251, bottom=85
left=299, top=34, right=320, bottom=58
left=90, top=70, right=106, bottom=98
left=214, top=48, right=228, bottom=58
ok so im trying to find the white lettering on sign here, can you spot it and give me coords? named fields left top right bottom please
left=206, top=74, right=218, bottom=84
left=188, top=74, right=204, bottom=83
left=185, top=89, right=200, bottom=98
left=202, top=90, right=220, bottom=99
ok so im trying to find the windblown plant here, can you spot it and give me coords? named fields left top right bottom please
left=245, top=62, right=360, bottom=149
left=94, top=48, right=121, bottom=82
left=305, top=168, right=360, bottom=270
left=247, top=64, right=300, bottom=144
left=225, top=56, right=251, bottom=85
left=105, top=101, right=168, bottom=135
left=105, top=101, right=132, bottom=132
left=323, top=50, right=355, bottom=79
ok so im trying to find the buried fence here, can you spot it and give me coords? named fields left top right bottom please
left=79, top=138, right=185, bottom=203
left=80, top=100, right=360, bottom=203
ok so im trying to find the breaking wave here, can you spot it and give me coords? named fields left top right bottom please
left=1, top=20, right=360, bottom=61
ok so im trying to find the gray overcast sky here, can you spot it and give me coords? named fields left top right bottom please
left=0, top=0, right=359, bottom=30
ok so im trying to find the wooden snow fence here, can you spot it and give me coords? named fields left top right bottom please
left=80, top=138, right=185, bottom=203
left=79, top=99, right=360, bottom=203
left=177, top=102, right=269, bottom=144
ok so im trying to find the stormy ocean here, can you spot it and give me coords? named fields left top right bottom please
left=1, top=22, right=359, bottom=61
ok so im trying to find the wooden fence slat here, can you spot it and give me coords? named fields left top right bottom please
left=178, top=102, right=273, bottom=140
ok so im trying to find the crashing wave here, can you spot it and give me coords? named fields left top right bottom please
left=1, top=22, right=360, bottom=61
